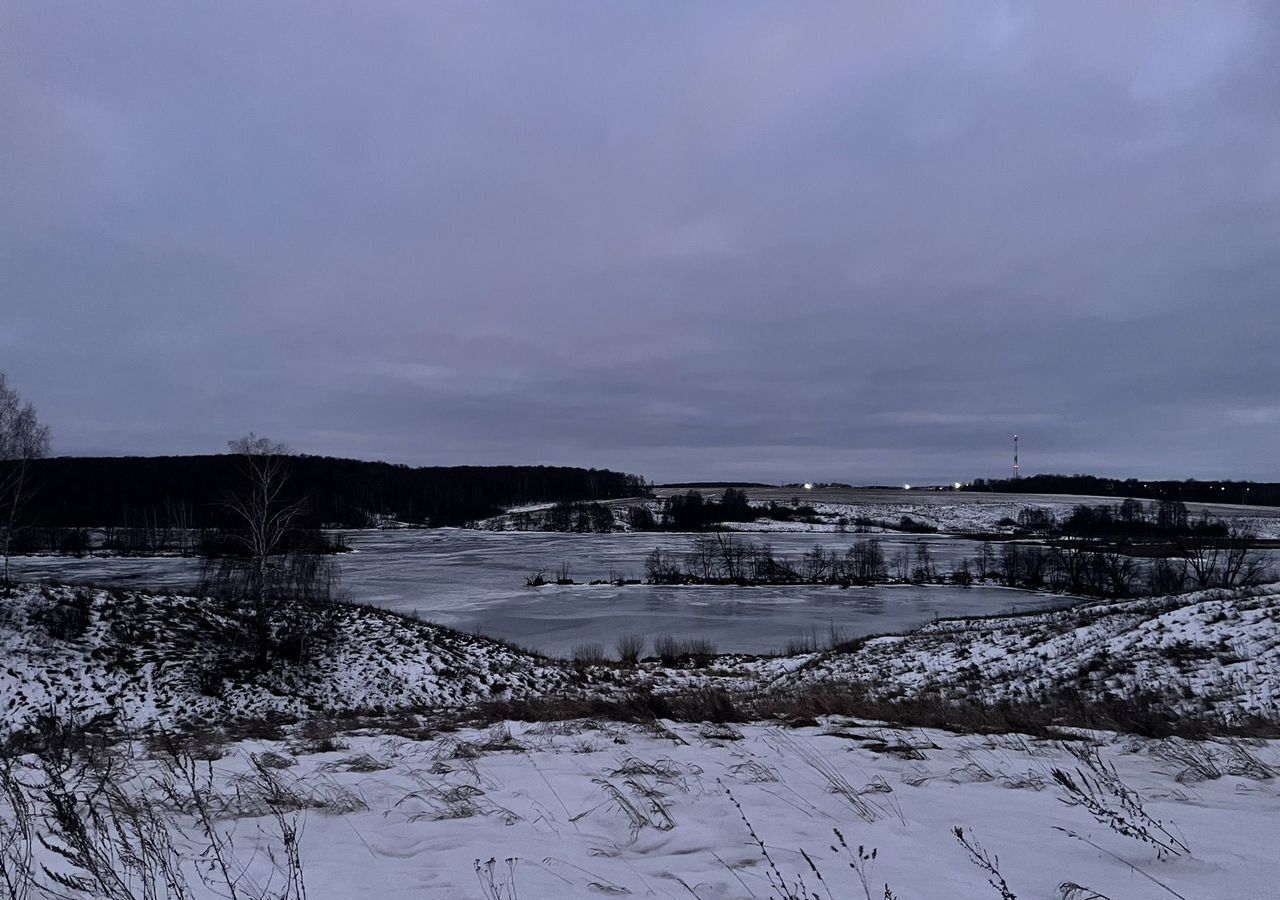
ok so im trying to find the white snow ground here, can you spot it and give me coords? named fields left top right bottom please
left=8, top=719, right=1278, bottom=898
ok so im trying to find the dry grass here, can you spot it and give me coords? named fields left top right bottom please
left=467, top=678, right=1280, bottom=741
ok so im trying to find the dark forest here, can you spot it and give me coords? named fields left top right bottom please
left=966, top=474, right=1279, bottom=507
left=5, top=455, right=648, bottom=529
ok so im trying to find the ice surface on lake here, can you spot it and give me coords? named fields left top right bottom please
left=14, top=529, right=1071, bottom=655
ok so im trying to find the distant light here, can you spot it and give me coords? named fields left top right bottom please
left=903, top=484, right=912, bottom=490
left=803, top=483, right=813, bottom=490
left=953, top=482, right=962, bottom=490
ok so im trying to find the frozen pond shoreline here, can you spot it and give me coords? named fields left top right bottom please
left=12, top=528, right=1075, bottom=655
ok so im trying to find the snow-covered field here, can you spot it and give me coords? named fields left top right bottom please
left=6, top=718, right=1277, bottom=898
left=715, top=487, right=1280, bottom=535
left=813, top=500, right=1280, bottom=539
left=726, top=496, right=1280, bottom=539
left=481, top=489, right=1280, bottom=538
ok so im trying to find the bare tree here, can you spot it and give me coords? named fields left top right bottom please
left=643, top=547, right=681, bottom=583
left=1118, top=497, right=1145, bottom=524
left=224, top=434, right=304, bottom=568
left=801, top=543, right=832, bottom=582
left=686, top=535, right=717, bottom=580
left=1020, top=545, right=1049, bottom=587
left=1097, top=548, right=1139, bottom=597
left=1156, top=499, right=1189, bottom=532
left=976, top=540, right=996, bottom=580
left=911, top=540, right=936, bottom=582
left=846, top=538, right=886, bottom=582
left=1051, top=539, right=1092, bottom=594
left=1179, top=533, right=1233, bottom=590
left=1146, top=556, right=1187, bottom=596
left=1, top=374, right=52, bottom=592
left=220, top=434, right=307, bottom=667
left=1221, top=526, right=1269, bottom=588
left=999, top=542, right=1021, bottom=585
left=713, top=533, right=748, bottom=580
left=891, top=548, right=911, bottom=581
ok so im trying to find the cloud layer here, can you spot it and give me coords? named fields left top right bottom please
left=4, top=2, right=1278, bottom=483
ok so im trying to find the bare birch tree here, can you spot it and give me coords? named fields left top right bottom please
left=222, top=433, right=306, bottom=667
left=1, top=373, right=52, bottom=592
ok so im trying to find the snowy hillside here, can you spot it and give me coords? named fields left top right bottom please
left=0, top=583, right=572, bottom=735
left=765, top=584, right=1280, bottom=727
left=6, top=580, right=1280, bottom=741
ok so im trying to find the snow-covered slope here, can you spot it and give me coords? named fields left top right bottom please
left=775, top=584, right=1280, bottom=724
left=6, top=581, right=1280, bottom=740
left=0, top=583, right=572, bottom=735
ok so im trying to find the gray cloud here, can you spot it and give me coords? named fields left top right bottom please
left=3, top=2, right=1278, bottom=483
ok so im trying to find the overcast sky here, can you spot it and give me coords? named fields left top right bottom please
left=3, top=3, right=1278, bottom=484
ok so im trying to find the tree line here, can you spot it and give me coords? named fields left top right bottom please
left=1007, top=498, right=1230, bottom=540
left=629, top=529, right=1269, bottom=598
left=968, top=474, right=1280, bottom=507
left=3, top=454, right=647, bottom=534
left=499, top=489, right=789, bottom=533
left=642, top=535, right=893, bottom=586
left=970, top=533, right=1267, bottom=596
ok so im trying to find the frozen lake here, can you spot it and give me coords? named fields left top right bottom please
left=13, top=529, right=1072, bottom=656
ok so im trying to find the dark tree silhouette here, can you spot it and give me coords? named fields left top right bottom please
left=0, top=373, right=52, bottom=591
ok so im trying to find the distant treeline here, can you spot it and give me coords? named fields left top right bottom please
left=967, top=474, right=1279, bottom=507
left=626, top=529, right=1268, bottom=597
left=1009, top=498, right=1229, bottom=540
left=528, top=489, right=942, bottom=535
left=501, top=490, right=763, bottom=533
left=5, top=455, right=647, bottom=529
left=657, top=481, right=776, bottom=489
